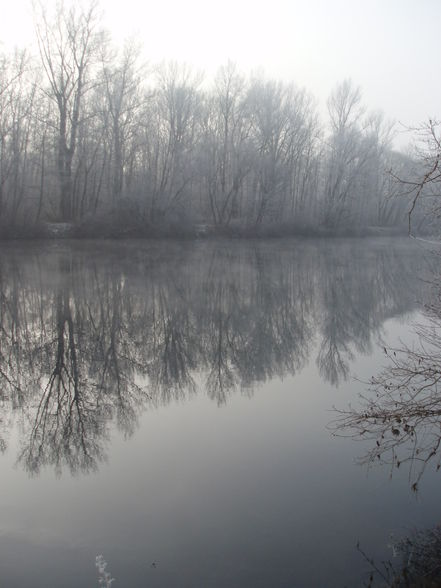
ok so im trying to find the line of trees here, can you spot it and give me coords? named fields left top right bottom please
left=0, top=1, right=423, bottom=235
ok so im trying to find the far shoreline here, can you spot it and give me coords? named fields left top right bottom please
left=0, top=221, right=410, bottom=242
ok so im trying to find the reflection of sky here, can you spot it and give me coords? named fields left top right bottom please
left=1, top=311, right=441, bottom=587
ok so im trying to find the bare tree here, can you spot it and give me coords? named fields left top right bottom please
left=322, top=80, right=379, bottom=228
left=246, top=78, right=321, bottom=226
left=0, top=49, right=36, bottom=223
left=0, top=14, right=417, bottom=234
left=99, top=39, right=146, bottom=206
left=331, top=283, right=441, bottom=491
left=391, top=119, right=441, bottom=234
left=200, top=62, right=253, bottom=228
left=34, top=0, right=104, bottom=221
left=137, top=62, right=202, bottom=223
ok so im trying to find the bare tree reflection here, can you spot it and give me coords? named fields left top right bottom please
left=332, top=281, right=441, bottom=491
left=18, top=280, right=106, bottom=475
left=147, top=284, right=198, bottom=405
left=317, top=245, right=427, bottom=385
left=357, top=523, right=441, bottom=586
left=0, top=239, right=432, bottom=476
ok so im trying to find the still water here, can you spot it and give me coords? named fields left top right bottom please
left=0, top=237, right=440, bottom=587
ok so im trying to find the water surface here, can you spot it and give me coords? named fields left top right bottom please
left=0, top=237, right=439, bottom=587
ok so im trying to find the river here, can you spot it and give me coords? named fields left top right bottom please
left=0, top=237, right=440, bottom=587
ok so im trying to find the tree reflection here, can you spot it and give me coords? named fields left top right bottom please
left=332, top=279, right=441, bottom=491
left=0, top=239, right=431, bottom=475
left=357, top=523, right=441, bottom=586
left=19, top=278, right=106, bottom=476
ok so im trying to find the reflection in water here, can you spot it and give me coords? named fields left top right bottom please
left=332, top=279, right=441, bottom=491
left=0, top=239, right=432, bottom=475
left=358, top=523, right=441, bottom=586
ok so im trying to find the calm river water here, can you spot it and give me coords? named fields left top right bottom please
left=0, top=237, right=440, bottom=587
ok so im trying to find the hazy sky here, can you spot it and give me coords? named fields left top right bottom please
left=1, top=0, right=440, bottom=139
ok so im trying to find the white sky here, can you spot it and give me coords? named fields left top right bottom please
left=1, top=0, right=440, bottom=144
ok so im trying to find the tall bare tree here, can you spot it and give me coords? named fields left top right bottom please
left=34, top=0, right=104, bottom=221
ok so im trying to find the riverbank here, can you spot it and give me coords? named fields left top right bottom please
left=0, top=218, right=408, bottom=241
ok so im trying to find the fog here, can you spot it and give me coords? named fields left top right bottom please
left=2, top=4, right=441, bottom=585
left=0, top=1, right=440, bottom=235
left=1, top=0, right=440, bottom=130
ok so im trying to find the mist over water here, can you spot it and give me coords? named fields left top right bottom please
left=0, top=237, right=440, bottom=586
